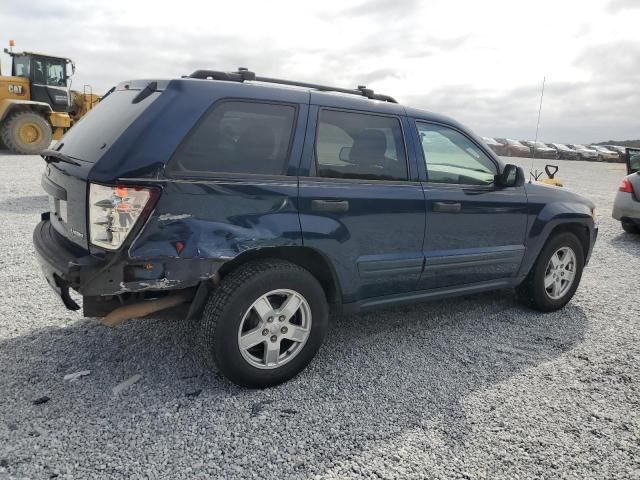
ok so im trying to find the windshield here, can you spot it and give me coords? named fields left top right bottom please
left=507, top=139, right=524, bottom=146
left=32, top=57, right=66, bottom=87
left=534, top=142, right=548, bottom=148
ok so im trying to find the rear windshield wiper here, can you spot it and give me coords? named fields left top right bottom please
left=41, top=149, right=81, bottom=167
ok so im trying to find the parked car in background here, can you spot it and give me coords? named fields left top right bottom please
left=547, top=143, right=579, bottom=160
left=591, top=146, right=619, bottom=162
left=494, top=138, right=530, bottom=157
left=482, top=136, right=507, bottom=155
left=612, top=148, right=640, bottom=233
left=567, top=144, right=598, bottom=161
left=527, top=141, right=557, bottom=159
left=603, top=145, right=627, bottom=162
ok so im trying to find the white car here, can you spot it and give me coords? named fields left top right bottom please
left=612, top=150, right=640, bottom=233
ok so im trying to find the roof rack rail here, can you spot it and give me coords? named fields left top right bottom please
left=188, top=68, right=398, bottom=103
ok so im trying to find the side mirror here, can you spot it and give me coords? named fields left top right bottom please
left=339, top=146, right=351, bottom=162
left=496, top=164, right=525, bottom=188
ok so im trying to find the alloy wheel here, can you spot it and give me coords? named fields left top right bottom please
left=544, top=246, right=577, bottom=300
left=237, top=289, right=312, bottom=369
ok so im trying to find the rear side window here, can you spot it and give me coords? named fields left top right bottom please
left=315, top=109, right=408, bottom=181
left=169, top=101, right=296, bottom=176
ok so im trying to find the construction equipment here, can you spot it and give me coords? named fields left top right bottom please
left=531, top=164, right=563, bottom=187
left=0, top=40, right=99, bottom=154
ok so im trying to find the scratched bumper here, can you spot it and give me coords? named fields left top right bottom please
left=34, top=216, right=225, bottom=309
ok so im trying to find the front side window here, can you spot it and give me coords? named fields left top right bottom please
left=417, top=123, right=497, bottom=186
left=315, top=109, right=408, bottom=181
left=169, top=101, right=296, bottom=176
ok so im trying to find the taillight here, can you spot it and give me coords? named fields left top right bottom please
left=88, top=183, right=159, bottom=250
left=619, top=178, right=634, bottom=193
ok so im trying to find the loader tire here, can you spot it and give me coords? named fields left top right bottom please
left=1, top=111, right=52, bottom=154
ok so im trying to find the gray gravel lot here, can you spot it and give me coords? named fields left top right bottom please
left=0, top=153, right=638, bottom=479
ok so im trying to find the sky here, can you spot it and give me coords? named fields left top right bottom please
left=1, top=0, right=639, bottom=143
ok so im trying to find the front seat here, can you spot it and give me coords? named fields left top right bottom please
left=234, top=125, right=277, bottom=174
left=349, top=129, right=388, bottom=169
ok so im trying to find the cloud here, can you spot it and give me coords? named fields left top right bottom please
left=404, top=40, right=640, bottom=144
left=607, top=0, right=640, bottom=12
left=1, top=0, right=639, bottom=143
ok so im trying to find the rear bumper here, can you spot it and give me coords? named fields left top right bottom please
left=34, top=216, right=225, bottom=311
left=612, top=191, right=640, bottom=221
left=33, top=216, right=101, bottom=310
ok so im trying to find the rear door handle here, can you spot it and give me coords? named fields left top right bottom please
left=433, top=201, right=461, bottom=213
left=311, top=199, right=349, bottom=213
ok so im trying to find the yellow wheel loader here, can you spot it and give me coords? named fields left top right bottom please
left=0, top=43, right=99, bottom=154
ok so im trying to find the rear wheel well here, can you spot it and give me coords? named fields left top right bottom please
left=546, top=223, right=590, bottom=261
left=217, top=247, right=341, bottom=304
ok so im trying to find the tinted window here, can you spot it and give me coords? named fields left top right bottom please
left=13, top=56, right=30, bottom=77
left=417, top=123, right=497, bottom=186
left=315, top=109, right=407, bottom=181
left=32, top=57, right=66, bottom=86
left=58, top=88, right=161, bottom=163
left=171, top=101, right=296, bottom=176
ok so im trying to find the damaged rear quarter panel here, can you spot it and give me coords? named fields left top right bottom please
left=129, top=178, right=303, bottom=261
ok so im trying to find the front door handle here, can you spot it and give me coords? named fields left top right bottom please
left=311, top=199, right=349, bottom=213
left=433, top=201, right=461, bottom=213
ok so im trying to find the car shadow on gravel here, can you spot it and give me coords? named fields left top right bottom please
left=0, top=195, right=47, bottom=214
left=609, top=231, right=640, bottom=251
left=0, top=291, right=587, bottom=478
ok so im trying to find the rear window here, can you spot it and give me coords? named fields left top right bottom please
left=168, top=101, right=296, bottom=176
left=58, top=88, right=160, bottom=163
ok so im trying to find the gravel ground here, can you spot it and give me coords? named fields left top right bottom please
left=0, top=153, right=638, bottom=480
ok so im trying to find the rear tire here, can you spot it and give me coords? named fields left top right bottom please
left=199, top=259, right=329, bottom=388
left=516, top=232, right=585, bottom=312
left=0, top=111, right=52, bottom=154
left=622, top=220, right=640, bottom=234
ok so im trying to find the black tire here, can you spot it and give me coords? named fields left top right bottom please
left=577, top=154, right=583, bottom=161
left=516, top=232, right=585, bottom=312
left=199, top=259, right=329, bottom=388
left=597, top=155, right=603, bottom=162
left=621, top=220, right=640, bottom=234
left=0, top=111, right=52, bottom=154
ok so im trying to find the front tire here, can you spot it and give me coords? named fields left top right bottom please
left=0, top=111, right=52, bottom=154
left=200, top=259, right=329, bottom=388
left=516, top=232, right=585, bottom=312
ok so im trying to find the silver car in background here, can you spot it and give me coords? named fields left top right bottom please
left=591, top=146, right=619, bottom=162
left=612, top=148, right=640, bottom=233
left=568, top=144, right=599, bottom=161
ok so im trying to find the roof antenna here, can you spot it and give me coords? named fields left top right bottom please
left=529, top=76, right=546, bottom=183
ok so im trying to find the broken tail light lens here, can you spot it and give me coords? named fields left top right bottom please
left=89, top=183, right=159, bottom=250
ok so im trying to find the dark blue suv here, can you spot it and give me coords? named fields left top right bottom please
left=34, top=69, right=598, bottom=387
